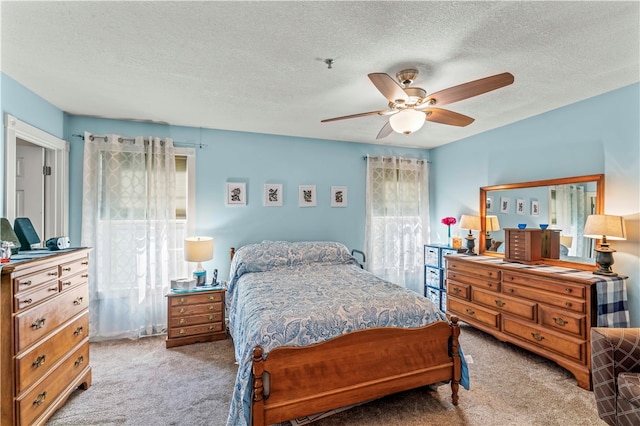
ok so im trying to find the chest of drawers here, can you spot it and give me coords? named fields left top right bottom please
left=1, top=248, right=92, bottom=425
left=423, top=244, right=465, bottom=312
left=504, top=228, right=542, bottom=264
left=445, top=254, right=628, bottom=390
left=166, top=288, right=226, bottom=348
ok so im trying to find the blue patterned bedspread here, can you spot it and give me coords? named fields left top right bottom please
left=225, top=241, right=466, bottom=426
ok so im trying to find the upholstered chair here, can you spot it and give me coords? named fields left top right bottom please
left=591, top=328, right=640, bottom=426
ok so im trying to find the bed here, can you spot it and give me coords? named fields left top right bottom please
left=226, top=241, right=468, bottom=426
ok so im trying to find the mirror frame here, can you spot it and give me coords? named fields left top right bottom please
left=479, top=174, right=604, bottom=270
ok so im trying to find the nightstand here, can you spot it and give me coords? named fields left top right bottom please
left=424, top=244, right=466, bottom=312
left=165, top=287, right=226, bottom=348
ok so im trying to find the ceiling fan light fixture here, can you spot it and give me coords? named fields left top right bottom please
left=389, top=109, right=426, bottom=135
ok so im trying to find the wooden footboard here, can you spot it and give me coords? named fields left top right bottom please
left=251, top=316, right=461, bottom=426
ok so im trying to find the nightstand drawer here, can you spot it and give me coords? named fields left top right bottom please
left=168, top=321, right=224, bottom=338
left=171, top=301, right=223, bottom=316
left=170, top=312, right=223, bottom=328
left=170, top=291, right=223, bottom=306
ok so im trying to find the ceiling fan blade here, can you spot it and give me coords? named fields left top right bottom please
left=321, top=110, right=388, bottom=123
left=368, top=73, right=409, bottom=103
left=376, top=121, right=393, bottom=139
left=425, top=108, right=475, bottom=127
left=427, top=72, right=514, bottom=106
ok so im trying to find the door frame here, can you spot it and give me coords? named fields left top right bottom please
left=4, top=114, right=69, bottom=239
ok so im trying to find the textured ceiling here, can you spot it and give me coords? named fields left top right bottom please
left=1, top=1, right=639, bottom=149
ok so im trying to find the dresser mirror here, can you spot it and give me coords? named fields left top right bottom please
left=479, top=174, right=604, bottom=268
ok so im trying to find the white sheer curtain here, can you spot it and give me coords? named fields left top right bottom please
left=364, top=156, right=429, bottom=294
left=81, top=132, right=180, bottom=340
left=550, top=184, right=586, bottom=257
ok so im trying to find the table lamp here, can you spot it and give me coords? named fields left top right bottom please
left=460, top=215, right=482, bottom=255
left=184, top=236, right=214, bottom=286
left=583, top=214, right=626, bottom=276
left=485, top=215, right=501, bottom=250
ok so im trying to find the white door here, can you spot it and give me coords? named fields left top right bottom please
left=16, top=139, right=45, bottom=244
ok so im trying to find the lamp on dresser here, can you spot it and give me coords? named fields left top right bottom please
left=459, top=214, right=481, bottom=255
left=185, top=236, right=214, bottom=285
left=485, top=215, right=501, bottom=250
left=583, top=214, right=626, bottom=276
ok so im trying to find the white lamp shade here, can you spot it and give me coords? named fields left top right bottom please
left=460, top=215, right=482, bottom=231
left=583, top=215, right=626, bottom=240
left=184, top=236, right=214, bottom=262
left=389, top=109, right=426, bottom=135
left=485, top=215, right=501, bottom=232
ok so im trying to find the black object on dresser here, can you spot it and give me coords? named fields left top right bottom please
left=424, top=244, right=466, bottom=312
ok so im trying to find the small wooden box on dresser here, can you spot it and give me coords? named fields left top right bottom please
left=1, top=248, right=92, bottom=426
left=166, top=287, right=226, bottom=348
left=424, top=244, right=466, bottom=312
left=445, top=254, right=629, bottom=390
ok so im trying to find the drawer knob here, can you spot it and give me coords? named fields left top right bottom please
left=565, top=288, right=572, bottom=294
left=179, top=297, right=186, bottom=304
left=465, top=308, right=475, bottom=316
left=565, top=302, right=573, bottom=308
left=62, top=267, right=72, bottom=272
left=208, top=325, right=215, bottom=330
left=74, top=326, right=84, bottom=336
left=453, top=287, right=461, bottom=294
left=33, top=391, right=47, bottom=406
left=62, top=281, right=72, bottom=287
left=509, top=288, right=515, bottom=293
left=531, top=332, right=545, bottom=342
left=73, top=297, right=84, bottom=305
left=208, top=315, right=216, bottom=321
left=22, top=280, right=33, bottom=287
left=75, top=355, right=84, bottom=367
left=47, top=271, right=58, bottom=276
left=180, top=318, right=187, bottom=324
left=32, top=318, right=46, bottom=329
left=495, top=299, right=505, bottom=308
left=179, top=308, right=186, bottom=314
left=22, top=298, right=33, bottom=306
left=32, top=354, right=46, bottom=368
left=208, top=295, right=217, bottom=301
left=488, top=283, right=493, bottom=288
left=208, top=306, right=215, bottom=311
left=82, top=261, right=89, bottom=265
left=179, top=329, right=186, bottom=335
left=81, top=274, right=89, bottom=278
left=48, top=286, right=58, bottom=292
left=553, top=317, right=568, bottom=326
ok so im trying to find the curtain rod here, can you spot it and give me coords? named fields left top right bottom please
left=363, top=156, right=431, bottom=164
left=72, top=133, right=207, bottom=148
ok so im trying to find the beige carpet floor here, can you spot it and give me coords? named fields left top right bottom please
left=46, top=324, right=606, bottom=426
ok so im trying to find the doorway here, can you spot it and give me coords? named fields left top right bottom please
left=4, top=114, right=69, bottom=242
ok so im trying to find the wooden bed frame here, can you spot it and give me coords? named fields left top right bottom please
left=228, top=248, right=461, bottom=426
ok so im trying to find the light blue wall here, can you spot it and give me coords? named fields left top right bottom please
left=429, top=83, right=640, bottom=326
left=64, top=116, right=428, bottom=279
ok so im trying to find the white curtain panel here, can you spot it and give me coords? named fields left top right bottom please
left=364, top=156, right=429, bottom=294
left=551, top=184, right=586, bottom=257
left=81, top=132, right=179, bottom=340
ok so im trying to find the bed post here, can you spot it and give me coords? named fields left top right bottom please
left=230, top=247, right=235, bottom=262
left=449, top=316, right=461, bottom=406
left=252, top=347, right=265, bottom=426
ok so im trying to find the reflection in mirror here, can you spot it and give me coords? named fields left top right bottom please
left=480, top=174, right=604, bottom=267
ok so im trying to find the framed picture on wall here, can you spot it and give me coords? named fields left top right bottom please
left=331, top=186, right=347, bottom=207
left=531, top=200, right=540, bottom=216
left=226, top=182, right=246, bottom=206
left=298, top=185, right=316, bottom=207
left=500, top=197, right=511, bottom=214
left=264, top=184, right=283, bottom=207
left=486, top=196, right=494, bottom=212
left=516, top=198, right=526, bottom=215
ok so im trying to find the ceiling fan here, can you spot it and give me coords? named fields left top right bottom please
left=321, top=69, right=514, bottom=139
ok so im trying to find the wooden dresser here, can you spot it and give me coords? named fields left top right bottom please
left=445, top=254, right=629, bottom=390
left=166, top=287, right=226, bottom=348
left=1, top=248, right=92, bottom=425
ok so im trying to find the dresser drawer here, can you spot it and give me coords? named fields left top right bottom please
left=59, top=271, right=88, bottom=292
left=169, top=312, right=223, bottom=328
left=170, top=301, right=223, bottom=317
left=448, top=298, right=500, bottom=329
left=446, top=261, right=500, bottom=281
left=447, top=270, right=499, bottom=292
left=538, top=305, right=586, bottom=338
left=16, top=342, right=90, bottom=426
left=58, top=257, right=89, bottom=279
left=14, top=281, right=60, bottom=312
left=15, top=284, right=89, bottom=353
left=169, top=291, right=223, bottom=306
left=503, top=272, right=586, bottom=299
left=447, top=280, right=470, bottom=300
left=14, top=266, right=59, bottom=294
left=168, top=321, right=224, bottom=338
left=15, top=313, right=89, bottom=394
left=473, top=288, right=536, bottom=321
left=503, top=317, right=586, bottom=362
left=502, top=282, right=585, bottom=314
